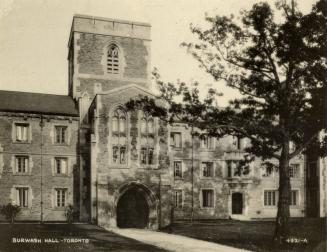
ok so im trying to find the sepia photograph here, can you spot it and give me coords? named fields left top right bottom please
left=0, top=0, right=326, bottom=251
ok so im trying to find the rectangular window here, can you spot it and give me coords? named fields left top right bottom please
left=55, top=158, right=68, bottom=174
left=55, top=189, right=67, bottom=207
left=15, top=156, right=29, bottom=173
left=201, top=135, right=214, bottom=149
left=290, top=190, right=298, bottom=206
left=148, top=148, right=154, bottom=165
left=170, top=132, right=182, bottom=148
left=232, top=136, right=242, bottom=150
left=174, top=161, right=182, bottom=179
left=141, top=147, right=147, bottom=164
left=120, top=147, right=126, bottom=164
left=289, top=164, right=300, bottom=178
left=15, top=123, right=29, bottom=142
left=140, top=147, right=154, bottom=165
left=202, top=189, right=214, bottom=208
left=264, top=190, right=277, bottom=206
left=262, top=165, right=274, bottom=177
left=16, top=187, right=29, bottom=207
left=202, top=162, right=214, bottom=177
left=174, top=189, right=183, bottom=208
left=113, top=146, right=126, bottom=164
left=227, top=160, right=241, bottom=177
left=55, top=126, right=67, bottom=144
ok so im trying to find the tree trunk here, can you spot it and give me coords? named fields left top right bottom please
left=273, top=141, right=291, bottom=244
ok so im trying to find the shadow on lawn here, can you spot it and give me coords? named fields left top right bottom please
left=162, top=218, right=326, bottom=252
left=0, top=224, right=167, bottom=252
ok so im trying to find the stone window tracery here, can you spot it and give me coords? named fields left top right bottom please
left=140, top=113, right=155, bottom=165
left=107, top=44, right=120, bottom=74
left=112, top=108, right=127, bottom=164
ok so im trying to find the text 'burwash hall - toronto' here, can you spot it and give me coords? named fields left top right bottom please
left=0, top=15, right=326, bottom=228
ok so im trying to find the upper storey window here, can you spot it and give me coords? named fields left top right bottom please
left=112, top=108, right=127, bottom=164
left=107, top=44, right=119, bottom=74
left=140, top=113, right=155, bottom=165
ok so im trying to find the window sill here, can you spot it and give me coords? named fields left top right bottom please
left=174, top=177, right=183, bottom=181
left=13, top=173, right=31, bottom=176
left=199, top=148, right=215, bottom=151
left=200, top=206, right=215, bottom=209
left=19, top=206, right=31, bottom=210
left=200, top=176, right=215, bottom=179
left=110, top=164, right=129, bottom=169
left=170, top=147, right=182, bottom=150
left=53, top=207, right=66, bottom=211
left=53, top=143, right=69, bottom=146
left=53, top=174, right=69, bottom=177
left=140, top=165, right=159, bottom=169
left=13, top=141, right=32, bottom=144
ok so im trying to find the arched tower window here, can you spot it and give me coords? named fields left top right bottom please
left=107, top=44, right=120, bottom=74
left=112, top=108, right=127, bottom=164
left=140, top=113, right=155, bottom=166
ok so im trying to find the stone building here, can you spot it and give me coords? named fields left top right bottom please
left=0, top=91, right=79, bottom=221
left=0, top=14, right=325, bottom=227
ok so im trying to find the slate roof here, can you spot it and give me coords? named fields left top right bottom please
left=0, top=90, right=79, bottom=116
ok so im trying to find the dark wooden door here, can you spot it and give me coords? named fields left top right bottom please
left=117, top=188, right=149, bottom=228
left=232, top=193, right=243, bottom=214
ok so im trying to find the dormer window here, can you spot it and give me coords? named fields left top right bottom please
left=107, top=44, right=119, bottom=74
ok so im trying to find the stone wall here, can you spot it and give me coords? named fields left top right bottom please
left=170, top=123, right=306, bottom=220
left=0, top=112, right=79, bottom=221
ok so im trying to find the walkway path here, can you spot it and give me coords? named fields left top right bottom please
left=112, top=228, right=251, bottom=252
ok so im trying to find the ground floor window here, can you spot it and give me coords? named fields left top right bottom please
left=174, top=189, right=183, bottom=208
left=55, top=188, right=67, bottom=207
left=202, top=189, right=214, bottom=208
left=290, top=190, right=298, bottom=206
left=16, top=187, right=29, bottom=207
left=264, top=190, right=277, bottom=206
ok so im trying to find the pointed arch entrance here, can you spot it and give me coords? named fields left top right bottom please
left=116, top=182, right=158, bottom=229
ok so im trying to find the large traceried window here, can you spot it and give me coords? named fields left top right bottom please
left=107, top=44, right=120, bottom=74
left=112, top=108, right=127, bottom=164
left=140, top=113, right=155, bottom=166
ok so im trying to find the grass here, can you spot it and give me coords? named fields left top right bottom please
left=0, top=223, right=168, bottom=252
left=164, top=218, right=326, bottom=252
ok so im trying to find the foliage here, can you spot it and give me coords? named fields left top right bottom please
left=65, top=204, right=79, bottom=224
left=126, top=0, right=327, bottom=245
left=0, top=203, right=21, bottom=223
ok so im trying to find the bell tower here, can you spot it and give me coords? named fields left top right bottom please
left=68, top=14, right=151, bottom=101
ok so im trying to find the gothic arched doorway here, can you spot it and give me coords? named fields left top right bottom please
left=117, top=186, right=150, bottom=228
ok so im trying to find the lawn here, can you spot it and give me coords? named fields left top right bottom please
left=164, top=218, right=326, bottom=252
left=0, top=223, right=167, bottom=252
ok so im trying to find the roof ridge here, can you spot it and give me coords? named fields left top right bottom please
left=0, top=90, right=70, bottom=97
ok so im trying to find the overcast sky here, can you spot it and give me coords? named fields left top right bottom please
left=0, top=0, right=317, bottom=105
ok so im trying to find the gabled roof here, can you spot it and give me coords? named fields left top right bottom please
left=0, top=90, right=79, bottom=116
left=97, top=83, right=155, bottom=97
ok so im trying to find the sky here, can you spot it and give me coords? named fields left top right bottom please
left=0, top=0, right=318, bottom=106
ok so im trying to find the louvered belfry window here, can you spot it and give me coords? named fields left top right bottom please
left=107, top=44, right=119, bottom=74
